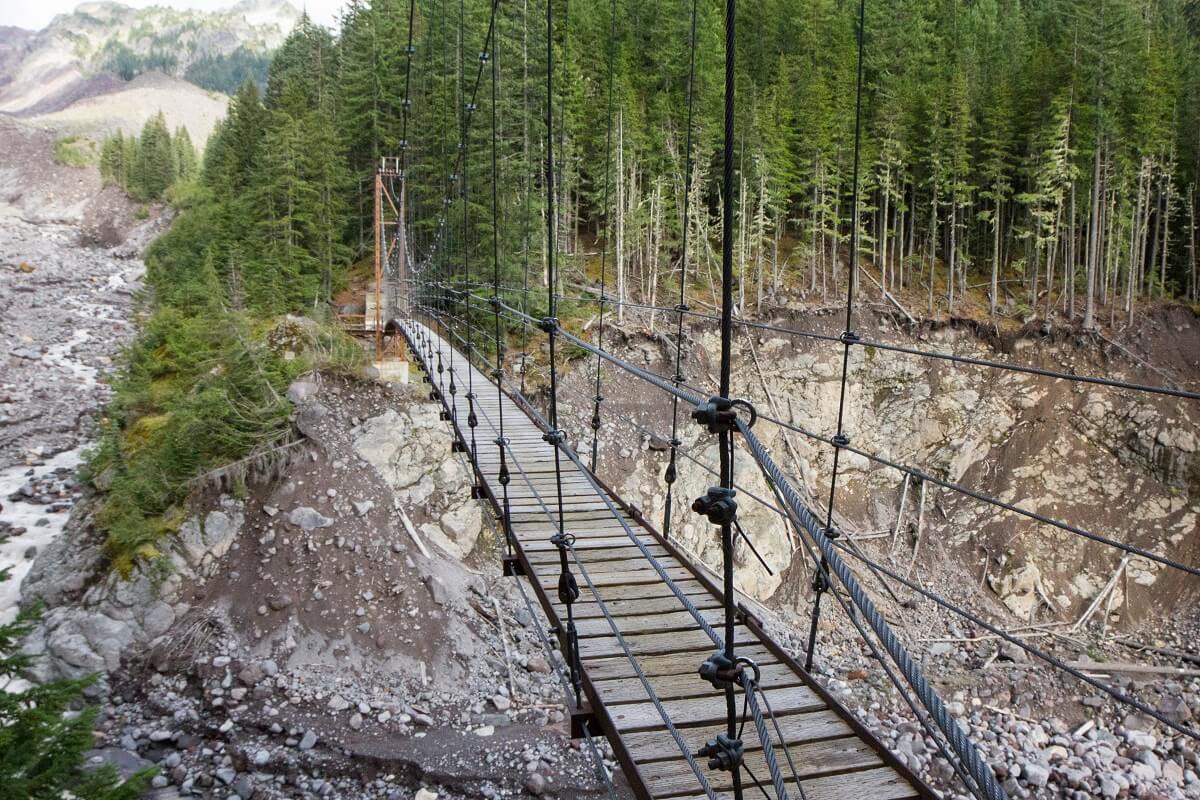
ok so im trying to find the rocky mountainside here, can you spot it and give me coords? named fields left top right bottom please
left=0, top=0, right=300, bottom=116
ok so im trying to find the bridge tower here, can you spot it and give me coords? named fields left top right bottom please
left=371, top=156, right=409, bottom=381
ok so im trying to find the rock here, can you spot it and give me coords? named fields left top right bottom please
left=212, top=655, right=231, bottom=668
left=328, top=694, right=351, bottom=711
left=286, top=380, right=319, bottom=405
left=991, top=562, right=1043, bottom=619
left=353, top=500, right=375, bottom=516
left=262, top=659, right=279, bottom=677
left=252, top=749, right=271, bottom=767
left=85, top=747, right=154, bottom=780
left=415, top=789, right=439, bottom=800
left=526, top=656, right=551, bottom=674
left=298, top=730, right=318, bottom=750
left=216, top=767, right=237, bottom=785
left=1022, top=763, right=1050, bottom=788
left=523, top=773, right=547, bottom=796
left=349, top=713, right=363, bottom=730
left=288, top=506, right=333, bottom=531
left=493, top=695, right=511, bottom=711
left=267, top=593, right=293, bottom=610
left=1158, top=695, right=1192, bottom=723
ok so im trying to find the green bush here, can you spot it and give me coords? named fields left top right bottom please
left=0, top=570, right=154, bottom=799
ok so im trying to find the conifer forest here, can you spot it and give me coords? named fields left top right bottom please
left=163, top=0, right=1200, bottom=328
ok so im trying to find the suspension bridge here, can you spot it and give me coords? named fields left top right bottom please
left=365, top=1, right=1200, bottom=799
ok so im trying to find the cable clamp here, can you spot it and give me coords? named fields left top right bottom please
left=479, top=50, right=489, bottom=62
left=488, top=296, right=502, bottom=309
left=674, top=302, right=690, bottom=312
left=490, top=367, right=503, bottom=380
left=402, top=98, right=412, bottom=109
left=542, top=429, right=566, bottom=446
left=840, top=329, right=861, bottom=345
left=467, top=410, right=478, bottom=429
left=691, top=396, right=756, bottom=433
left=663, top=458, right=677, bottom=484
left=698, top=651, right=741, bottom=690
left=697, top=733, right=744, bottom=773
left=691, top=487, right=737, bottom=526
left=538, top=316, right=559, bottom=334
left=404, top=45, right=415, bottom=55
left=831, top=433, right=850, bottom=449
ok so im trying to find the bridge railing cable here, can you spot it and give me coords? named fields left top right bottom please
left=409, top=301, right=991, bottom=798
left=415, top=298, right=1007, bottom=798
left=455, top=287, right=1200, bottom=580
left=427, top=291, right=1200, bottom=741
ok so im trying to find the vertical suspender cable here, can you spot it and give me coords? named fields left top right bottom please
left=463, top=2, right=481, bottom=492
left=520, top=0, right=532, bottom=398
left=589, top=0, right=619, bottom=471
left=545, top=0, right=582, bottom=708
left=805, top=0, right=866, bottom=673
left=719, top=4, right=743, bottom=800
left=490, top=4, right=514, bottom=559
left=663, top=0, right=700, bottom=540
left=445, top=0, right=460, bottom=426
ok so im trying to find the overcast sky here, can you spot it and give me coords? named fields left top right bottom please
left=3, top=0, right=341, bottom=32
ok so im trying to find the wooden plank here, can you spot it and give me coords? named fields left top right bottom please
left=538, top=567, right=693, bottom=589
left=607, top=684, right=823, bottom=732
left=583, top=644, right=779, bottom=681
left=578, top=626, right=760, bottom=660
left=643, top=737, right=883, bottom=797
left=563, top=594, right=724, bottom=620
left=519, top=536, right=660, bottom=553
left=545, top=579, right=709, bottom=603
left=533, top=555, right=685, bottom=577
left=593, top=660, right=802, bottom=704
left=667, top=767, right=917, bottom=800
left=574, top=608, right=721, bottom=637
left=623, top=708, right=849, bottom=762
left=524, top=543, right=672, bottom=562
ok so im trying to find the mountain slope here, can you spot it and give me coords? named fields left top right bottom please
left=0, top=0, right=300, bottom=116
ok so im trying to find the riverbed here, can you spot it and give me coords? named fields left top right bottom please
left=0, top=213, right=146, bottom=620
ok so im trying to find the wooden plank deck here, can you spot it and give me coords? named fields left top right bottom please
left=402, top=320, right=930, bottom=800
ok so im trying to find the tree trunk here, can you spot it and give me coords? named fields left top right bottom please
left=615, top=110, right=625, bottom=323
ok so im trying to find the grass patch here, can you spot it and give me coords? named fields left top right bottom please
left=54, top=135, right=95, bottom=168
